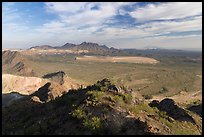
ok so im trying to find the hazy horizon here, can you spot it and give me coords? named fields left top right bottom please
left=2, top=2, right=202, bottom=51
left=2, top=41, right=202, bottom=52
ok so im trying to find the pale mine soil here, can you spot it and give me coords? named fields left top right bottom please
left=2, top=74, right=48, bottom=95
left=76, top=56, right=159, bottom=64
left=2, top=74, right=82, bottom=95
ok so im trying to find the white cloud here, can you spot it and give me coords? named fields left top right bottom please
left=41, top=2, right=202, bottom=38
left=130, top=2, right=202, bottom=22
left=2, top=2, right=202, bottom=51
left=45, top=2, right=89, bottom=14
left=41, top=2, right=133, bottom=33
left=138, top=16, right=202, bottom=35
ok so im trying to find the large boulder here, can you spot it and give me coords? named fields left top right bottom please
left=187, top=104, right=202, bottom=117
left=149, top=98, right=195, bottom=123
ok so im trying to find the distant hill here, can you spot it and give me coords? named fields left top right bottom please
left=2, top=50, right=35, bottom=76
left=55, top=43, right=76, bottom=49
left=30, top=45, right=54, bottom=50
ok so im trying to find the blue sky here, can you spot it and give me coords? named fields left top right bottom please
left=2, top=2, right=202, bottom=51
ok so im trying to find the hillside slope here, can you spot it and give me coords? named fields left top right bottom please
left=2, top=50, right=35, bottom=76
left=2, top=79, right=202, bottom=135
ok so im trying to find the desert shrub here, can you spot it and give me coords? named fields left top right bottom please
left=122, top=93, right=132, bottom=104
left=120, top=85, right=128, bottom=92
left=129, top=103, right=154, bottom=115
left=143, top=94, right=153, bottom=99
left=83, top=117, right=101, bottom=131
left=112, top=94, right=124, bottom=106
left=158, top=111, right=169, bottom=119
left=100, top=86, right=108, bottom=92
left=159, top=87, right=168, bottom=94
left=72, top=108, right=85, bottom=119
left=159, top=117, right=173, bottom=128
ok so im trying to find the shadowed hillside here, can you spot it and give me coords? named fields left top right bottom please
left=2, top=50, right=35, bottom=76
left=2, top=78, right=202, bottom=135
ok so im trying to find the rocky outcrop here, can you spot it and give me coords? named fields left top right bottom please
left=149, top=98, right=195, bottom=123
left=30, top=71, right=80, bottom=102
left=42, top=71, right=65, bottom=85
left=187, top=104, right=202, bottom=117
left=31, top=82, right=52, bottom=102
left=92, top=78, right=132, bottom=94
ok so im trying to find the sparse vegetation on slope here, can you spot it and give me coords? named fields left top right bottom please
left=2, top=78, right=202, bottom=135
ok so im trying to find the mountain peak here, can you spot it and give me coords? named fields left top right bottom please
left=79, top=42, right=99, bottom=46
left=30, top=45, right=53, bottom=50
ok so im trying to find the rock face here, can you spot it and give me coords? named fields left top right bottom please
left=149, top=98, right=195, bottom=123
left=31, top=71, right=80, bottom=102
left=187, top=104, right=202, bottom=117
left=31, top=82, right=52, bottom=102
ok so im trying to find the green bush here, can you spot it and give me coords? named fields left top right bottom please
left=122, top=93, right=132, bottom=103
left=72, top=108, right=85, bottom=119
left=83, top=117, right=101, bottom=131
left=100, top=86, right=108, bottom=92
left=158, top=111, right=169, bottom=119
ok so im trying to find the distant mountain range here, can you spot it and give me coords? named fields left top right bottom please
left=29, top=42, right=202, bottom=56
left=30, top=42, right=110, bottom=50
left=29, top=42, right=125, bottom=55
